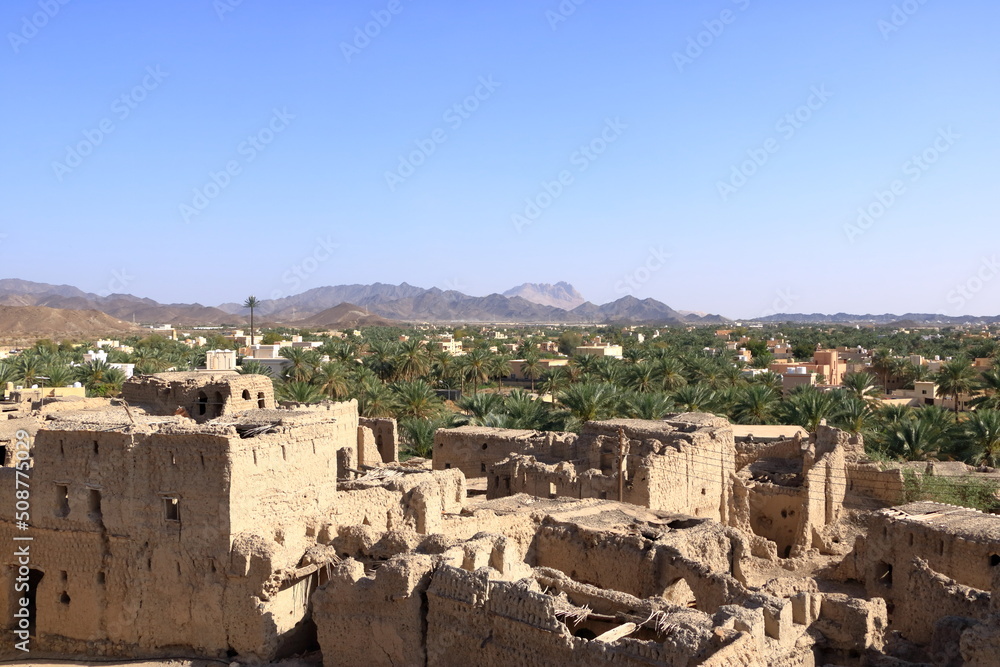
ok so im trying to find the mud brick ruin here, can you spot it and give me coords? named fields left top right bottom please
left=2, top=373, right=1000, bottom=665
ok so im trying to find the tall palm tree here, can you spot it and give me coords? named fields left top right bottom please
left=871, top=348, right=894, bottom=390
left=461, top=348, right=493, bottom=395
left=243, top=296, right=260, bottom=347
left=627, top=360, right=658, bottom=394
left=237, top=360, right=273, bottom=377
left=936, top=357, right=978, bottom=413
left=652, top=357, right=687, bottom=392
left=520, top=354, right=542, bottom=393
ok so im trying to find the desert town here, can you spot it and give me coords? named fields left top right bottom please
left=1, top=362, right=999, bottom=666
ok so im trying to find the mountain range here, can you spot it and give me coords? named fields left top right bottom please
left=0, top=279, right=727, bottom=326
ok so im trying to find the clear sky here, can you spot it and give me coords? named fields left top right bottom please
left=2, top=0, right=997, bottom=318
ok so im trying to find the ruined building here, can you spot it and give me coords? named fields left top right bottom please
left=3, top=382, right=1000, bottom=665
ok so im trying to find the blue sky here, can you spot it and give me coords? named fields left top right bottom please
left=2, top=0, right=998, bottom=318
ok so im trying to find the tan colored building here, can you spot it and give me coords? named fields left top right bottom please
left=574, top=344, right=623, bottom=359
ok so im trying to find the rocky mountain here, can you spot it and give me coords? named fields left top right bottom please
left=0, top=279, right=728, bottom=326
left=0, top=280, right=242, bottom=326
left=0, top=305, right=139, bottom=341
left=291, top=303, right=396, bottom=329
left=502, top=282, right=585, bottom=310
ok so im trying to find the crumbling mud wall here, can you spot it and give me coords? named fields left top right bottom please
left=433, top=425, right=576, bottom=479
left=122, top=371, right=275, bottom=422
left=0, top=396, right=359, bottom=661
left=359, top=417, right=398, bottom=463
left=483, top=415, right=737, bottom=523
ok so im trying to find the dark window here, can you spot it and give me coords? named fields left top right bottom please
left=197, top=392, right=208, bottom=416
left=242, top=389, right=251, bottom=400
left=88, top=489, right=102, bottom=519
left=55, top=484, right=69, bottom=517
left=164, top=497, right=180, bottom=522
left=92, top=440, right=99, bottom=455
left=257, top=391, right=266, bottom=409
left=876, top=561, right=893, bottom=587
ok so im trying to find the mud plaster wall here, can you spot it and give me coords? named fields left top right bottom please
left=359, top=417, right=398, bottom=463
left=122, top=373, right=275, bottom=421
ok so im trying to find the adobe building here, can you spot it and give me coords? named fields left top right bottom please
left=121, top=370, right=275, bottom=421
left=8, top=391, right=1000, bottom=665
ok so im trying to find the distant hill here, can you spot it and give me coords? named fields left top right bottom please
left=0, top=278, right=731, bottom=326
left=291, top=303, right=396, bottom=329
left=502, top=282, right=585, bottom=310
left=0, top=280, right=242, bottom=326
left=753, top=313, right=1000, bottom=325
left=0, top=305, right=139, bottom=340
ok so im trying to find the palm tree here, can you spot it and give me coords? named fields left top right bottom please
left=356, top=380, right=395, bottom=418
left=503, top=390, right=560, bottom=430
left=781, top=387, right=838, bottom=433
left=279, top=347, right=319, bottom=383
left=626, top=391, right=675, bottom=420
left=884, top=419, right=945, bottom=461
left=396, top=338, right=430, bottom=382
left=399, top=417, right=443, bottom=458
left=456, top=392, right=505, bottom=425
left=871, top=348, right=894, bottom=390
left=936, top=357, right=977, bottom=413
left=833, top=395, right=877, bottom=436
left=557, top=382, right=620, bottom=423
left=520, top=354, right=542, bottom=393
left=971, top=368, right=1000, bottom=411
left=391, top=380, right=443, bottom=420
left=243, top=296, right=260, bottom=347
left=652, top=357, right=687, bottom=392
left=731, top=384, right=780, bottom=425
left=962, top=410, right=1000, bottom=467
left=237, top=360, right=273, bottom=377
left=314, top=362, right=350, bottom=400
left=671, top=383, right=716, bottom=413
left=366, top=340, right=399, bottom=382
left=461, top=348, right=493, bottom=395
left=627, top=361, right=658, bottom=394
left=842, top=372, right=882, bottom=403
left=277, top=381, right=322, bottom=404
left=42, top=365, right=75, bottom=388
